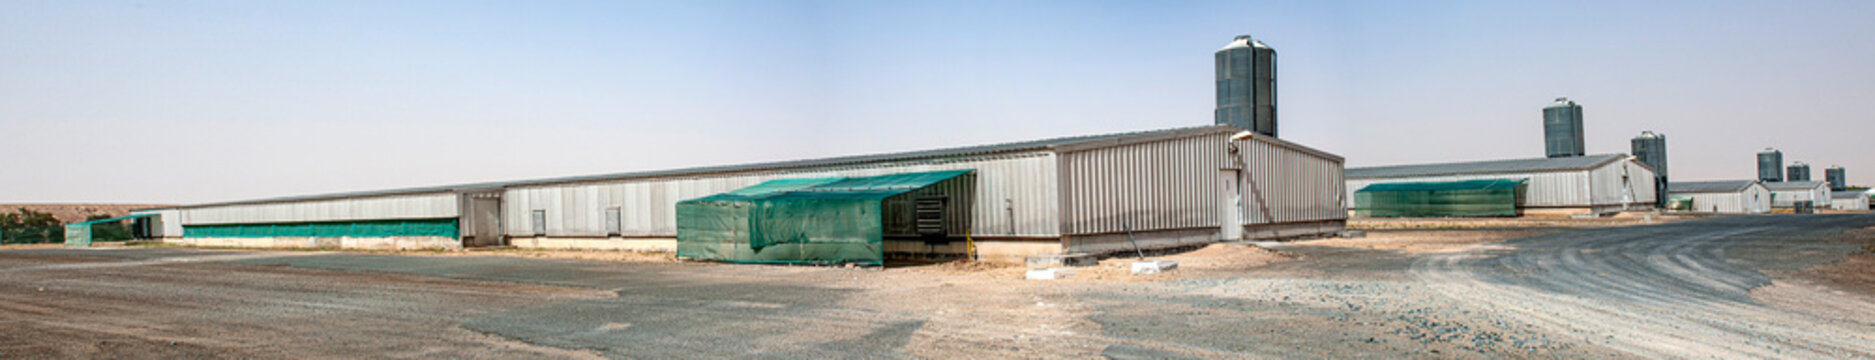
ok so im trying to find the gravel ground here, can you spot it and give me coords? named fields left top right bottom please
left=2, top=214, right=1871, bottom=358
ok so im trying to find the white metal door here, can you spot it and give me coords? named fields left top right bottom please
left=1220, top=170, right=1243, bottom=241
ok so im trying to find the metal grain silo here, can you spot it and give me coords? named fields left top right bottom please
left=1758, top=148, right=1784, bottom=182
left=1216, top=35, right=1277, bottom=137
left=1543, top=98, right=1585, bottom=158
left=1787, top=162, right=1812, bottom=182
left=1630, top=131, right=1668, bottom=206
left=1826, top=165, right=1846, bottom=191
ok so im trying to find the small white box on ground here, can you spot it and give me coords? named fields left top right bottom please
left=1026, top=268, right=1074, bottom=280
left=1130, top=260, right=1179, bottom=275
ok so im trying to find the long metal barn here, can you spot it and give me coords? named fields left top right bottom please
left=132, top=125, right=1346, bottom=264
left=1345, top=154, right=1659, bottom=216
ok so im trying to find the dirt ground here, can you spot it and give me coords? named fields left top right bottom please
left=6, top=215, right=1873, bottom=358
left=1291, top=229, right=1562, bottom=253
left=1751, top=225, right=1875, bottom=326
left=900, top=242, right=1297, bottom=281
left=0, top=244, right=64, bottom=251
left=1348, top=213, right=1687, bottom=230
left=366, top=247, right=682, bottom=263
left=0, top=251, right=610, bottom=359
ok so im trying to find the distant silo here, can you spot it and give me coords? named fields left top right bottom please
left=1787, top=162, right=1812, bottom=182
left=1216, top=35, right=1278, bottom=137
left=1758, top=148, right=1784, bottom=182
left=1826, top=166, right=1846, bottom=191
left=1543, top=98, right=1585, bottom=158
left=1630, top=131, right=1668, bottom=206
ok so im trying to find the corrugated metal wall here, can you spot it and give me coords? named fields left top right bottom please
left=1059, top=133, right=1232, bottom=235
left=1349, top=171, right=1592, bottom=208
left=1236, top=137, right=1347, bottom=225
left=1673, top=185, right=1770, bottom=213
left=882, top=174, right=975, bottom=237
left=1831, top=196, right=1868, bottom=210
left=1771, top=186, right=1830, bottom=207
left=1347, top=159, right=1656, bottom=210
left=504, top=153, right=1060, bottom=238
left=179, top=193, right=459, bottom=225
left=1058, top=133, right=1345, bottom=235
left=1587, top=159, right=1658, bottom=207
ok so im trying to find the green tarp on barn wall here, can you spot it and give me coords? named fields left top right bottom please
left=63, top=213, right=156, bottom=248
left=675, top=170, right=971, bottom=265
left=183, top=218, right=459, bottom=238
left=1354, top=179, right=1527, bottom=217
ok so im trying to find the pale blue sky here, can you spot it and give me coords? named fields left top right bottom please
left=3, top=0, right=1870, bottom=203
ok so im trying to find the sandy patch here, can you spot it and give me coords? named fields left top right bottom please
left=897, top=243, right=1293, bottom=282
left=366, top=248, right=679, bottom=263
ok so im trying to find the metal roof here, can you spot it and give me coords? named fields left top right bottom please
left=1831, top=192, right=1868, bottom=199
left=164, top=125, right=1329, bottom=210
left=1219, top=35, right=1271, bottom=51
left=1765, top=181, right=1827, bottom=191
left=1347, top=154, right=1629, bottom=180
left=1356, top=178, right=1527, bottom=193
left=1667, top=180, right=1761, bottom=194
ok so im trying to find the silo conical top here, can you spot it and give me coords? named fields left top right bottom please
left=1220, top=35, right=1258, bottom=51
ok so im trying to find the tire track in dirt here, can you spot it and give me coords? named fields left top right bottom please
left=1411, top=215, right=1875, bottom=358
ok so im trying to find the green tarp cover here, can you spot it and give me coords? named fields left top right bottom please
left=1355, top=179, right=1527, bottom=217
left=676, top=170, right=971, bottom=265
left=63, top=213, right=155, bottom=247
left=183, top=218, right=459, bottom=238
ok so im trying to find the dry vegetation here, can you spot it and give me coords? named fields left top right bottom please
left=0, top=204, right=170, bottom=223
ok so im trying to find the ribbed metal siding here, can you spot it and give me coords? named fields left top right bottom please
left=1543, top=99, right=1585, bottom=158
left=1675, top=184, right=1770, bottom=213
left=504, top=152, right=1060, bottom=237
left=1060, top=133, right=1233, bottom=235
left=1237, top=138, right=1347, bottom=224
left=1770, top=185, right=1830, bottom=207
left=1826, top=167, right=1847, bottom=191
left=1758, top=149, right=1783, bottom=182
left=1348, top=171, right=1592, bottom=208
left=1830, top=196, right=1867, bottom=210
left=180, top=193, right=459, bottom=225
left=1057, top=133, right=1343, bottom=235
left=1587, top=160, right=1658, bottom=206
left=881, top=174, right=975, bottom=237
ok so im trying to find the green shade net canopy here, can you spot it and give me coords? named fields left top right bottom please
left=183, top=218, right=459, bottom=238
left=676, top=170, right=972, bottom=265
left=63, top=213, right=158, bottom=247
left=1354, top=179, right=1528, bottom=217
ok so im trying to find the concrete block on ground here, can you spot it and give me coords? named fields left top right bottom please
left=1026, top=268, right=1074, bottom=280
left=1338, top=230, right=1366, bottom=238
left=1130, top=260, right=1178, bottom=275
left=1026, top=253, right=1098, bottom=267
left=1248, top=241, right=1289, bottom=249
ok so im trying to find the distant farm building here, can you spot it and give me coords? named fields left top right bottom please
left=1346, top=154, right=1658, bottom=217
left=1765, top=181, right=1831, bottom=210
left=1665, top=180, right=1771, bottom=214
left=1352, top=179, right=1526, bottom=217
left=132, top=126, right=1347, bottom=264
left=1828, top=192, right=1869, bottom=211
